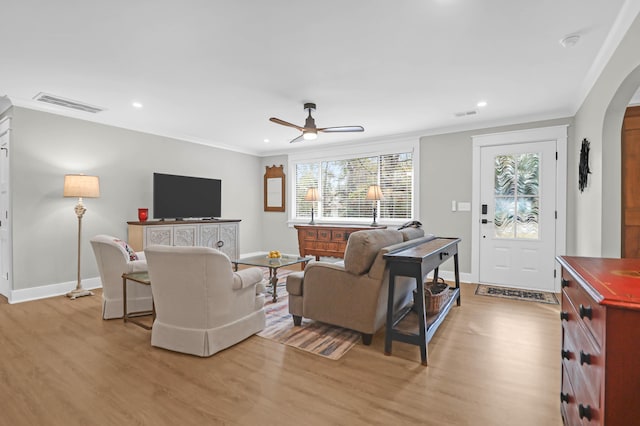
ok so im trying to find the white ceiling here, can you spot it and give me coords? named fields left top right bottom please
left=1, top=0, right=635, bottom=156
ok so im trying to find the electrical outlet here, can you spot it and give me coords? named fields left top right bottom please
left=458, top=202, right=471, bottom=211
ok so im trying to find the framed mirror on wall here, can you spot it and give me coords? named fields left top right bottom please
left=264, top=165, right=285, bottom=212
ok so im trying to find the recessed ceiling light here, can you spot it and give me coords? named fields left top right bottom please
left=264, top=139, right=270, bottom=143
left=132, top=101, right=143, bottom=108
left=477, top=101, right=488, bottom=107
left=559, top=35, right=580, bottom=48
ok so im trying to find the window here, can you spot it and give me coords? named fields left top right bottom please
left=493, top=152, right=540, bottom=239
left=289, top=140, right=418, bottom=224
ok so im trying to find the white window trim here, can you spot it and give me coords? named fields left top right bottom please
left=287, top=137, right=420, bottom=226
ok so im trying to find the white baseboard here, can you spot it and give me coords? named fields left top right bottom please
left=427, top=270, right=473, bottom=284
left=5, top=269, right=473, bottom=304
left=8, top=277, right=102, bottom=304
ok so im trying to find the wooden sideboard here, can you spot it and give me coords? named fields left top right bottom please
left=556, top=256, right=640, bottom=425
left=294, top=224, right=386, bottom=260
left=128, top=219, right=240, bottom=260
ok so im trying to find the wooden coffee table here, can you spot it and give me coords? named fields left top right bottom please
left=233, top=254, right=312, bottom=303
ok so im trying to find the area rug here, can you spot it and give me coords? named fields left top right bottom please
left=257, top=298, right=360, bottom=360
left=475, top=284, right=559, bottom=305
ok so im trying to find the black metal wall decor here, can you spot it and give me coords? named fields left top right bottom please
left=579, top=138, right=591, bottom=192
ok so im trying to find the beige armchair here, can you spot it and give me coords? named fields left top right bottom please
left=286, top=228, right=433, bottom=345
left=90, top=234, right=152, bottom=319
left=144, top=245, right=266, bottom=357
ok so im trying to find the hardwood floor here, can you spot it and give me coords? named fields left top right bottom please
left=0, top=283, right=562, bottom=425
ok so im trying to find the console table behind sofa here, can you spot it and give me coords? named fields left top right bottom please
left=128, top=219, right=240, bottom=261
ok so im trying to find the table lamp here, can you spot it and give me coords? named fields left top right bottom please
left=305, top=187, right=320, bottom=225
left=366, top=185, right=384, bottom=226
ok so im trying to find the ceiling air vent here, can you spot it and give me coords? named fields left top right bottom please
left=454, top=110, right=478, bottom=118
left=33, top=92, right=105, bottom=113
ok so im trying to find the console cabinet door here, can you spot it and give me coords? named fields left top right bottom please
left=200, top=224, right=220, bottom=249
left=219, top=223, right=238, bottom=260
left=173, top=225, right=197, bottom=246
left=146, top=227, right=172, bottom=246
left=199, top=223, right=238, bottom=259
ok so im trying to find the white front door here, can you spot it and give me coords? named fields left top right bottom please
left=479, top=140, right=557, bottom=291
left=0, top=117, right=11, bottom=299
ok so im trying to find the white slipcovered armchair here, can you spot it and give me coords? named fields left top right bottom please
left=90, top=234, right=152, bottom=319
left=144, top=245, right=266, bottom=357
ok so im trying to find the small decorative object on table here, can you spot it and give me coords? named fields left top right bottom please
left=138, top=208, right=149, bottom=222
left=267, top=250, right=282, bottom=259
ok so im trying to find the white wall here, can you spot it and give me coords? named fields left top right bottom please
left=259, top=155, right=299, bottom=255
left=10, top=107, right=263, bottom=292
left=420, top=117, right=573, bottom=274
left=573, top=11, right=640, bottom=257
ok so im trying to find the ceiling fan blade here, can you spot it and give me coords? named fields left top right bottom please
left=289, top=134, right=305, bottom=144
left=270, top=117, right=304, bottom=131
left=318, top=126, right=365, bottom=133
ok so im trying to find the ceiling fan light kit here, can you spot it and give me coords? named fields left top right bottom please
left=270, top=102, right=364, bottom=143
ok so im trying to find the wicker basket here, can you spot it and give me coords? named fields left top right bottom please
left=414, top=278, right=449, bottom=314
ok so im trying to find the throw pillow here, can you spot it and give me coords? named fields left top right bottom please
left=113, top=239, right=139, bottom=261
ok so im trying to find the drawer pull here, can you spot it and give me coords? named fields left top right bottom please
left=216, top=240, right=224, bottom=248
left=579, top=350, right=591, bottom=365
left=560, top=392, right=569, bottom=403
left=579, top=304, right=593, bottom=320
left=560, top=311, right=569, bottom=321
left=561, top=278, right=569, bottom=288
left=561, top=349, right=571, bottom=360
left=578, top=404, right=592, bottom=421
left=439, top=251, right=449, bottom=260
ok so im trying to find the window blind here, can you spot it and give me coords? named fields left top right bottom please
left=293, top=151, right=413, bottom=222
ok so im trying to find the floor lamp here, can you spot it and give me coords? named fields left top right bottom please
left=366, top=185, right=384, bottom=226
left=305, top=187, right=319, bottom=225
left=64, top=174, right=100, bottom=300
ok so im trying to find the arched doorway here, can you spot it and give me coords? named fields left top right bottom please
left=601, top=64, right=640, bottom=257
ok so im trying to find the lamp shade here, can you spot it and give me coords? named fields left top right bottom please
left=63, top=174, right=100, bottom=198
left=365, top=185, right=384, bottom=201
left=304, top=187, right=320, bottom=202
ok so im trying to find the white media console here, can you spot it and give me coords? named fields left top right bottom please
left=127, top=219, right=240, bottom=260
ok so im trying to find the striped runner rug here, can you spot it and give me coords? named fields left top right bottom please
left=257, top=297, right=360, bottom=360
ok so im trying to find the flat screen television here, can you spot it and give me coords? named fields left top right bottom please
left=153, top=173, right=221, bottom=220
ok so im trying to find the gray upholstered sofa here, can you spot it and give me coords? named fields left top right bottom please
left=286, top=227, right=434, bottom=345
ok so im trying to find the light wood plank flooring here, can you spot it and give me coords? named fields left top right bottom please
left=0, top=283, right=562, bottom=425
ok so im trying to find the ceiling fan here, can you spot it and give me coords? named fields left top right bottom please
left=269, top=103, right=364, bottom=143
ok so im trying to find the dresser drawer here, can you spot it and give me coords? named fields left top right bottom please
left=332, top=230, right=348, bottom=241
left=317, top=229, right=331, bottom=241
left=561, top=271, right=605, bottom=346
left=561, top=367, right=600, bottom=426
left=561, top=368, right=582, bottom=426
left=303, top=230, right=317, bottom=240
left=562, top=310, right=602, bottom=411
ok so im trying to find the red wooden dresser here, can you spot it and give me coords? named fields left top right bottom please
left=556, top=256, right=640, bottom=425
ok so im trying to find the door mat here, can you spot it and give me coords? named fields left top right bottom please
left=257, top=297, right=360, bottom=360
left=475, top=284, right=559, bottom=305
